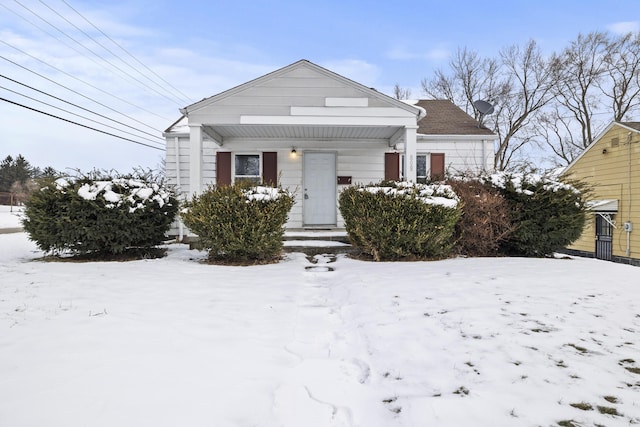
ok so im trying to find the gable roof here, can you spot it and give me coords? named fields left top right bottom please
left=563, top=121, right=640, bottom=173
left=413, top=99, right=495, bottom=136
left=181, top=59, right=420, bottom=117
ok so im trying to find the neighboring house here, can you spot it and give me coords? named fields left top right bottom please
left=163, top=59, right=495, bottom=231
left=562, top=121, right=640, bottom=266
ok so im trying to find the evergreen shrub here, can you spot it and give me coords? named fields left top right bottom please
left=181, top=184, right=295, bottom=263
left=447, top=178, right=514, bottom=257
left=339, top=181, right=461, bottom=261
left=22, top=171, right=178, bottom=257
left=481, top=172, right=588, bottom=257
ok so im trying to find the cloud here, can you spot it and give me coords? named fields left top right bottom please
left=607, top=21, right=639, bottom=34
left=386, top=45, right=451, bottom=62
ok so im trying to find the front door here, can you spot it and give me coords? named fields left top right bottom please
left=303, top=152, right=336, bottom=226
left=595, top=214, right=613, bottom=261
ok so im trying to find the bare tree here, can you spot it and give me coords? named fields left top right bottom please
left=599, top=31, right=640, bottom=121
left=536, top=106, right=585, bottom=166
left=493, top=40, right=558, bottom=170
left=422, top=47, right=505, bottom=122
left=422, top=31, right=640, bottom=168
left=393, top=83, right=412, bottom=100
left=423, top=42, right=557, bottom=170
left=552, top=32, right=608, bottom=148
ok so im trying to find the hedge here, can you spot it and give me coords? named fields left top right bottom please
left=22, top=171, right=178, bottom=256
left=339, top=181, right=461, bottom=261
left=181, top=184, right=295, bottom=263
left=480, top=172, right=588, bottom=257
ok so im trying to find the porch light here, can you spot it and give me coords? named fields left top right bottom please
left=290, top=147, right=297, bottom=157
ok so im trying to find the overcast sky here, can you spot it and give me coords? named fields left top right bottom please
left=1, top=0, right=638, bottom=173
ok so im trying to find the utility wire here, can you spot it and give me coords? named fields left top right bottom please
left=61, top=0, right=192, bottom=103
left=30, top=0, right=187, bottom=106
left=0, top=73, right=164, bottom=143
left=4, top=1, right=185, bottom=107
left=59, top=0, right=193, bottom=105
left=0, top=39, right=170, bottom=123
left=1, top=84, right=165, bottom=145
left=0, top=52, right=167, bottom=133
left=0, top=97, right=164, bottom=151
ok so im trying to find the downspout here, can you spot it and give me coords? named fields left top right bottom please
left=626, top=131, right=632, bottom=257
left=174, top=136, right=184, bottom=242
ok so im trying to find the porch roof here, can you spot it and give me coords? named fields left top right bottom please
left=164, top=116, right=407, bottom=143
left=203, top=124, right=403, bottom=140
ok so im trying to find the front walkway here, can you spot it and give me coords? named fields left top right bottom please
left=283, top=230, right=354, bottom=256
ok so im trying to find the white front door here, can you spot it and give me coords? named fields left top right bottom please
left=303, top=152, right=336, bottom=226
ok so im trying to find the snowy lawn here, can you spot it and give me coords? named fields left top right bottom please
left=1, top=232, right=640, bottom=427
left=0, top=205, right=23, bottom=229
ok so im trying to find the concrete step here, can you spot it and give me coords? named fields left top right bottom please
left=283, top=230, right=349, bottom=243
left=283, top=239, right=355, bottom=256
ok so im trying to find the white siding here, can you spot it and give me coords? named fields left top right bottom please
left=187, top=66, right=406, bottom=126
left=416, top=137, right=493, bottom=174
left=171, top=137, right=390, bottom=229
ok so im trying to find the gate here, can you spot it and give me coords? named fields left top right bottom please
left=595, top=214, right=614, bottom=261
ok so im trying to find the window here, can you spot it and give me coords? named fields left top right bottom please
left=401, top=154, right=429, bottom=183
left=416, top=155, right=427, bottom=183
left=234, top=154, right=260, bottom=184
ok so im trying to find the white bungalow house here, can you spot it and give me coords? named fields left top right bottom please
left=164, top=59, right=495, bottom=231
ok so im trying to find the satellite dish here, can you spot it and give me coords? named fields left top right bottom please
left=473, top=99, right=494, bottom=115
left=473, top=100, right=494, bottom=128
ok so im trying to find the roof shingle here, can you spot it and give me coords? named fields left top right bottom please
left=415, top=99, right=495, bottom=136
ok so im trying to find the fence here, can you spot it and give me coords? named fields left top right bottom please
left=0, top=192, right=16, bottom=208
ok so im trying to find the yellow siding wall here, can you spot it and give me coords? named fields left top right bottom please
left=564, top=124, right=640, bottom=260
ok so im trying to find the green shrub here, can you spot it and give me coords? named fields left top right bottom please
left=339, top=181, right=461, bottom=261
left=480, top=172, right=588, bottom=257
left=447, top=178, right=514, bottom=257
left=22, top=171, right=178, bottom=256
left=181, top=184, right=295, bottom=263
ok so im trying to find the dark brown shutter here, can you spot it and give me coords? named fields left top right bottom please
left=262, top=152, right=278, bottom=186
left=216, top=152, right=231, bottom=186
left=430, top=153, right=445, bottom=181
left=384, top=152, right=400, bottom=181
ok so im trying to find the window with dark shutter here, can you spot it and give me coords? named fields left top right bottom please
left=262, top=152, right=278, bottom=186
left=430, top=153, right=445, bottom=181
left=216, top=152, right=232, bottom=186
left=384, top=152, right=400, bottom=181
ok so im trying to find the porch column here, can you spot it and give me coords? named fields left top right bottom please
left=403, top=126, right=418, bottom=182
left=189, top=125, right=203, bottom=197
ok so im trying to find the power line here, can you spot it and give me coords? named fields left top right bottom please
left=0, top=40, right=171, bottom=123
left=5, top=1, right=185, bottom=107
left=0, top=53, right=165, bottom=133
left=59, top=0, right=193, bottom=105
left=0, top=73, right=164, bottom=143
left=0, top=96, right=165, bottom=151
left=0, top=84, right=165, bottom=145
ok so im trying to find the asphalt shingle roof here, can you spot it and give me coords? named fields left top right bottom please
left=416, top=99, right=495, bottom=136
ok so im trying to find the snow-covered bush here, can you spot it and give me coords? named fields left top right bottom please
left=479, top=171, right=588, bottom=257
left=447, top=178, right=514, bottom=257
left=22, top=171, right=178, bottom=257
left=339, top=181, right=461, bottom=261
left=181, top=184, right=295, bottom=263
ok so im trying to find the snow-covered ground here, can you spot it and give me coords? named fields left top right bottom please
left=0, top=205, right=23, bottom=229
left=1, top=231, right=640, bottom=427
